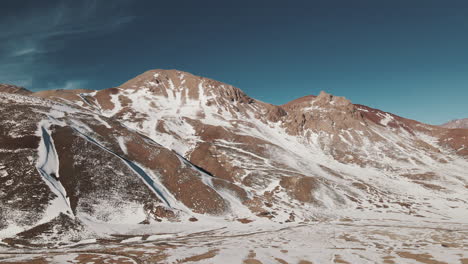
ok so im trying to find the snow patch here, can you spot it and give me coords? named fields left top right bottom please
left=379, top=113, right=394, bottom=126
left=35, top=120, right=74, bottom=221
left=118, top=137, right=128, bottom=155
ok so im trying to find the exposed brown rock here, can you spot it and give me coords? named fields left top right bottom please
left=401, top=172, right=438, bottom=181
left=279, top=176, right=320, bottom=204
left=33, top=89, right=92, bottom=102
left=397, top=252, right=448, bottom=264
left=93, top=88, right=120, bottom=111
left=124, top=140, right=230, bottom=215
left=438, top=128, right=468, bottom=156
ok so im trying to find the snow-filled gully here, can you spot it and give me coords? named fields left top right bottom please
left=36, top=124, right=73, bottom=217
left=77, top=94, right=93, bottom=107
left=70, top=128, right=173, bottom=208
left=78, top=93, right=102, bottom=113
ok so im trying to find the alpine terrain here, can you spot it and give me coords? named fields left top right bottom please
left=0, top=70, right=467, bottom=264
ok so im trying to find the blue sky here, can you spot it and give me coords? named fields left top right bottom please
left=0, top=0, right=467, bottom=124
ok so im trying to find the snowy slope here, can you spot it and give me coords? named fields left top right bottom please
left=1, top=69, right=467, bottom=250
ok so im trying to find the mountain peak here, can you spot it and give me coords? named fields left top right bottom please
left=119, top=69, right=198, bottom=88
left=315, top=90, right=351, bottom=107
left=117, top=69, right=253, bottom=104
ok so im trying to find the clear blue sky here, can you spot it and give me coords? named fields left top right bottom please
left=1, top=0, right=467, bottom=124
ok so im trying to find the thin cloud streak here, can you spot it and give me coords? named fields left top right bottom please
left=48, top=80, right=88, bottom=91
left=10, top=48, right=42, bottom=57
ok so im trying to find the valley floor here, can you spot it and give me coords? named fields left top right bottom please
left=0, top=218, right=467, bottom=264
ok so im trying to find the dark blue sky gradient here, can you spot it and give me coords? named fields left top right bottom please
left=1, top=0, right=467, bottom=124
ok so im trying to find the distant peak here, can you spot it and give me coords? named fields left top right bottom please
left=441, top=118, right=468, bottom=129
left=0, top=84, right=32, bottom=95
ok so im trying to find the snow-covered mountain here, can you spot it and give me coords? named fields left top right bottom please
left=1, top=70, right=467, bottom=248
left=441, top=118, right=468, bottom=129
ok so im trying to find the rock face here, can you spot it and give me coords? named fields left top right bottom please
left=1, top=69, right=467, bottom=246
left=441, top=118, right=468, bottom=129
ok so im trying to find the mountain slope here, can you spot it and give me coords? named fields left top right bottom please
left=0, top=92, right=250, bottom=246
left=1, top=69, right=467, bottom=248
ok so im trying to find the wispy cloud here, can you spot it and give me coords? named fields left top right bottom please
left=0, top=0, right=134, bottom=89
left=50, top=80, right=88, bottom=91
left=11, top=48, right=42, bottom=57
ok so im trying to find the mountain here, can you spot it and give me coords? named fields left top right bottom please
left=1, top=70, right=467, bottom=258
left=441, top=118, right=468, bottom=129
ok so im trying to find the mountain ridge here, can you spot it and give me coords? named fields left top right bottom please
left=1, top=69, right=459, bottom=130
